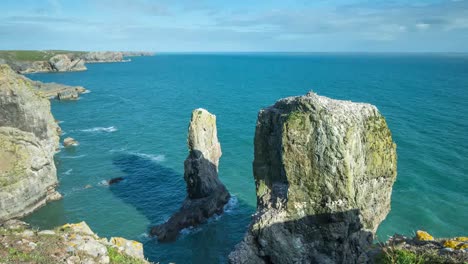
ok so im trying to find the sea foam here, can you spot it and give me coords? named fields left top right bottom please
left=80, top=126, right=118, bottom=133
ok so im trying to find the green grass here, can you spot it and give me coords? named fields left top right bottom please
left=107, top=246, right=148, bottom=264
left=0, top=50, right=86, bottom=61
left=377, top=248, right=462, bottom=264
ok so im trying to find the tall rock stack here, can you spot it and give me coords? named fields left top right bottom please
left=151, top=108, right=230, bottom=242
left=229, top=92, right=397, bottom=264
left=0, top=64, right=61, bottom=221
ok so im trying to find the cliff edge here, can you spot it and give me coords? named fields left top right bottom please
left=229, top=91, right=397, bottom=264
left=0, top=64, right=61, bottom=221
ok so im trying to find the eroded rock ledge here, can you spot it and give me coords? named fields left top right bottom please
left=151, top=108, right=230, bottom=242
left=229, top=91, right=397, bottom=264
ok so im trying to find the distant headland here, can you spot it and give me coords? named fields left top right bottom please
left=0, top=50, right=154, bottom=74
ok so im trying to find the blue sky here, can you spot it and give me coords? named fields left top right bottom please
left=1, top=0, right=468, bottom=52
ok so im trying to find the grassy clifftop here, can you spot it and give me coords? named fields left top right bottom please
left=0, top=50, right=86, bottom=62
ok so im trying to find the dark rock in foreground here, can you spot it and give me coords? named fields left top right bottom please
left=229, top=92, right=397, bottom=264
left=151, top=108, right=230, bottom=242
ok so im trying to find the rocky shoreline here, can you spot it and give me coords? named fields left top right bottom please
left=0, top=55, right=466, bottom=263
left=0, top=50, right=154, bottom=74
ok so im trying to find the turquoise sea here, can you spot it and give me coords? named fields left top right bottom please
left=24, top=54, right=468, bottom=263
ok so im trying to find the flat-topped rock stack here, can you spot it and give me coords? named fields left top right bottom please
left=229, top=91, right=397, bottom=264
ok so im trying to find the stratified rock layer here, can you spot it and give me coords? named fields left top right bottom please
left=151, top=108, right=230, bottom=242
left=229, top=92, right=397, bottom=264
left=81, top=52, right=126, bottom=63
left=49, top=54, right=87, bottom=72
left=0, top=64, right=60, bottom=221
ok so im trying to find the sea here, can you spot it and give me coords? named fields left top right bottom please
left=23, top=53, right=468, bottom=264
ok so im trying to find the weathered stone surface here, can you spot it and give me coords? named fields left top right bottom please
left=49, top=54, right=87, bottom=72
left=0, top=220, right=150, bottom=263
left=184, top=108, right=223, bottom=198
left=81, top=52, right=126, bottom=63
left=110, top=237, right=145, bottom=259
left=0, top=64, right=60, bottom=221
left=151, top=108, right=230, bottom=242
left=63, top=137, right=79, bottom=147
left=31, top=80, right=87, bottom=100
left=229, top=91, right=397, bottom=264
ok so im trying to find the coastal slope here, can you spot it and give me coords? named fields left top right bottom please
left=0, top=64, right=61, bottom=221
left=229, top=91, right=397, bottom=264
left=0, top=50, right=154, bottom=74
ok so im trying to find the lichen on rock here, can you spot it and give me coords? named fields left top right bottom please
left=0, top=64, right=61, bottom=221
left=229, top=91, right=397, bottom=264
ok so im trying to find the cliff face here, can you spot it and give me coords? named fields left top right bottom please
left=151, top=109, right=230, bottom=242
left=49, top=54, right=87, bottom=72
left=0, top=65, right=61, bottom=221
left=81, top=52, right=126, bottom=63
left=229, top=92, right=397, bottom=264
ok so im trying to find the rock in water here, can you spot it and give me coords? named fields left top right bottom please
left=151, top=108, right=230, bottom=242
left=0, top=64, right=61, bottom=221
left=63, top=137, right=79, bottom=147
left=229, top=92, right=397, bottom=264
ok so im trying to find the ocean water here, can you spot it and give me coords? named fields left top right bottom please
left=23, top=53, right=468, bottom=263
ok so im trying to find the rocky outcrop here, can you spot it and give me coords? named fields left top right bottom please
left=229, top=92, right=397, bottom=264
left=49, top=54, right=87, bottom=72
left=63, top=137, right=79, bottom=147
left=0, top=64, right=61, bottom=221
left=31, top=80, right=87, bottom=100
left=374, top=231, right=468, bottom=263
left=0, top=220, right=149, bottom=263
left=12, top=60, right=53, bottom=74
left=151, top=108, right=230, bottom=242
left=121, top=51, right=155, bottom=57
left=81, top=52, right=127, bottom=63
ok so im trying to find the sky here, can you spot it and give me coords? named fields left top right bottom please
left=1, top=0, right=468, bottom=52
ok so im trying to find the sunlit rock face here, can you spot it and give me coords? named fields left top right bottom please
left=229, top=91, right=397, bottom=264
left=0, top=64, right=60, bottom=221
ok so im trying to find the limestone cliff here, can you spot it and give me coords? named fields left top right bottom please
left=0, top=64, right=61, bottom=221
left=229, top=92, right=397, bottom=264
left=151, top=108, right=230, bottom=242
left=81, top=52, right=127, bottom=63
left=49, top=54, right=87, bottom=72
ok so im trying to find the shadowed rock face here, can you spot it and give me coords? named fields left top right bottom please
left=0, top=64, right=61, bottom=221
left=229, top=92, right=397, bottom=264
left=151, top=108, right=230, bottom=242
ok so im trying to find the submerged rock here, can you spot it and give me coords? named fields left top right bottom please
left=108, top=177, right=124, bottom=185
left=229, top=92, right=397, bottom=264
left=0, top=64, right=60, bottom=221
left=151, top=108, right=230, bottom=242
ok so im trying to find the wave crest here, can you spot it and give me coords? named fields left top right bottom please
left=80, top=126, right=117, bottom=133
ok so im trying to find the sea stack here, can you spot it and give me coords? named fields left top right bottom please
left=229, top=92, right=397, bottom=264
left=0, top=64, right=61, bottom=221
left=151, top=108, right=230, bottom=242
